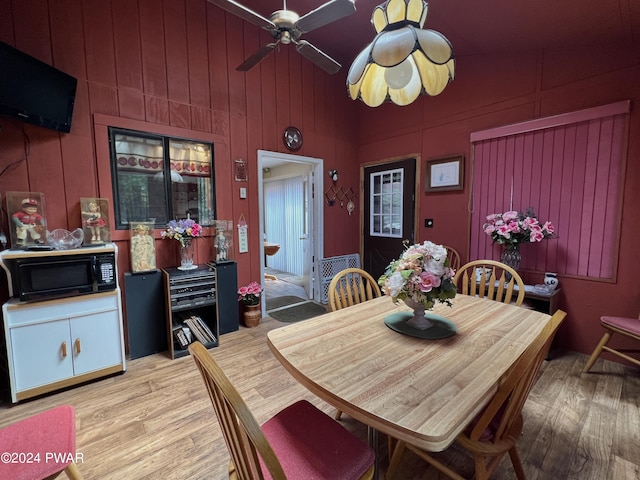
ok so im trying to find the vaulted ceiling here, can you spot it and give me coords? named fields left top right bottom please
left=222, top=0, right=640, bottom=73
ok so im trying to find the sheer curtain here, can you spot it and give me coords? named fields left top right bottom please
left=264, top=176, right=304, bottom=275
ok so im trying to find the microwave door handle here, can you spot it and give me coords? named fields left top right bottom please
left=91, top=256, right=99, bottom=284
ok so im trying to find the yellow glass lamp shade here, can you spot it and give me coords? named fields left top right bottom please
left=347, top=0, right=455, bottom=107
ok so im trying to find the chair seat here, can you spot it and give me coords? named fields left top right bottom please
left=0, top=405, right=76, bottom=480
left=601, top=316, right=640, bottom=336
left=260, top=400, right=375, bottom=480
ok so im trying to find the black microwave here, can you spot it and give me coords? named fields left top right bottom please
left=7, top=252, right=116, bottom=302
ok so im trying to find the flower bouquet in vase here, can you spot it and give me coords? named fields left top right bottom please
left=378, top=241, right=457, bottom=337
left=161, top=217, right=202, bottom=270
left=482, top=208, right=555, bottom=275
left=238, top=281, right=263, bottom=328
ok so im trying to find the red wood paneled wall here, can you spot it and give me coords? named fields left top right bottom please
left=0, top=0, right=360, bottom=299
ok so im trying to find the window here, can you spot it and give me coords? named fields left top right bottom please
left=109, top=128, right=215, bottom=229
left=370, top=169, right=403, bottom=237
left=469, top=101, right=629, bottom=280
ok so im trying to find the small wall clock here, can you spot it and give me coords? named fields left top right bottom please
left=283, top=126, right=303, bottom=151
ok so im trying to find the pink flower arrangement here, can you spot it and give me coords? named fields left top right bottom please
left=238, top=281, right=262, bottom=306
left=378, top=241, right=457, bottom=310
left=483, top=209, right=555, bottom=246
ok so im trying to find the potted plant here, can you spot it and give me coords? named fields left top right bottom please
left=238, top=281, right=263, bottom=328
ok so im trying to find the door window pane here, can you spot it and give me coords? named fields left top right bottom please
left=369, top=168, right=403, bottom=238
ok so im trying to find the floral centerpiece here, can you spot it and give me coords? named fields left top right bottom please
left=161, top=218, right=203, bottom=247
left=482, top=208, right=555, bottom=246
left=238, top=281, right=262, bottom=306
left=378, top=241, right=457, bottom=330
left=482, top=208, right=555, bottom=274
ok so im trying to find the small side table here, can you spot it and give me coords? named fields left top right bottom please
left=522, top=287, right=561, bottom=315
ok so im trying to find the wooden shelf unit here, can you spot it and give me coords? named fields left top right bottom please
left=162, top=265, right=218, bottom=359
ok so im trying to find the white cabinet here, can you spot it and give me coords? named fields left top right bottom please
left=3, top=289, right=126, bottom=403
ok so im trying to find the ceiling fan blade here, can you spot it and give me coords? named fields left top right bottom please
left=207, top=0, right=277, bottom=33
left=296, top=0, right=356, bottom=34
left=237, top=43, right=278, bottom=71
left=295, top=40, right=341, bottom=74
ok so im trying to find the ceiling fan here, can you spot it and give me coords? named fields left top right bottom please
left=207, top=0, right=356, bottom=74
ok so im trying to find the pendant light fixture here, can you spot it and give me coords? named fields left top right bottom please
left=347, top=0, right=455, bottom=107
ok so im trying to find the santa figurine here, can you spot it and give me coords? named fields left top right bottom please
left=12, top=198, right=45, bottom=246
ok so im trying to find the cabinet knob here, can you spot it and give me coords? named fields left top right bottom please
left=75, top=338, right=81, bottom=354
left=61, top=341, right=67, bottom=358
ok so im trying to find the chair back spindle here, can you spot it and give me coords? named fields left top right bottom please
left=328, top=268, right=381, bottom=311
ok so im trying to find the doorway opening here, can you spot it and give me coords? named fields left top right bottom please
left=258, top=150, right=324, bottom=318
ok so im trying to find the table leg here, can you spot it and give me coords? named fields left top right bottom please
left=368, top=426, right=379, bottom=480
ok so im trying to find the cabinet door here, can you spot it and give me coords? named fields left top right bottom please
left=11, top=320, right=74, bottom=392
left=71, top=310, right=123, bottom=375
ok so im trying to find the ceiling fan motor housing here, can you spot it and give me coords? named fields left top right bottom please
left=270, top=10, right=301, bottom=43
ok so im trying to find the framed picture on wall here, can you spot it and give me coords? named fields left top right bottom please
left=425, top=155, right=464, bottom=192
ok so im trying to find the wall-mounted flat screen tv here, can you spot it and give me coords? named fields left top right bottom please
left=0, top=41, right=77, bottom=133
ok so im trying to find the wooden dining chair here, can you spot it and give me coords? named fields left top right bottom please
left=188, top=341, right=375, bottom=480
left=583, top=313, right=640, bottom=372
left=328, top=267, right=381, bottom=312
left=442, top=245, right=461, bottom=271
left=454, top=259, right=525, bottom=306
left=387, top=309, right=567, bottom=480
left=328, top=267, right=381, bottom=420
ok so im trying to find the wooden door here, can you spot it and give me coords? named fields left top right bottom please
left=363, top=158, right=416, bottom=280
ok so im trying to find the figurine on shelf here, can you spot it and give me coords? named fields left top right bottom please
left=82, top=200, right=107, bottom=243
left=215, top=227, right=229, bottom=262
left=12, top=198, right=45, bottom=246
left=130, top=222, right=156, bottom=272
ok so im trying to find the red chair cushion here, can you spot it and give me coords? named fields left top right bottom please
left=0, top=405, right=76, bottom=480
left=601, top=316, right=640, bottom=336
left=260, top=400, right=374, bottom=480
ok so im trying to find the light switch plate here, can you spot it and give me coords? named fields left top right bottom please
left=239, top=187, right=247, bottom=199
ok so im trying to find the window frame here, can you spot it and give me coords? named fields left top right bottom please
left=108, top=127, right=216, bottom=230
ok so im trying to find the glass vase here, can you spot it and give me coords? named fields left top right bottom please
left=178, top=238, right=197, bottom=270
left=500, top=244, right=521, bottom=279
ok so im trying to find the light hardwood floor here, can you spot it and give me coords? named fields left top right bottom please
left=1, top=316, right=638, bottom=480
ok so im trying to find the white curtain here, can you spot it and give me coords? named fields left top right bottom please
left=264, top=176, right=304, bottom=275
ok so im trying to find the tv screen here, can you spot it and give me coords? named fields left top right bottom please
left=0, top=41, right=77, bottom=133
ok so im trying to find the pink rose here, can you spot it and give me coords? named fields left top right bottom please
left=497, top=225, right=512, bottom=238
left=419, top=271, right=441, bottom=292
left=521, top=217, right=539, bottom=229
left=543, top=221, right=555, bottom=235
left=502, top=211, right=518, bottom=221
left=529, top=229, right=544, bottom=242
left=238, top=286, right=248, bottom=296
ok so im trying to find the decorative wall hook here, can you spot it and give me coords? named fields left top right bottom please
left=328, top=169, right=338, bottom=182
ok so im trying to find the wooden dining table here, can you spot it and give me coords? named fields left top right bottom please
left=267, top=294, right=552, bottom=459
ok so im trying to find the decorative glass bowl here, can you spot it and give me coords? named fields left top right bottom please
left=47, top=228, right=84, bottom=249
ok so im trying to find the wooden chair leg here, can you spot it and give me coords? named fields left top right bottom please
left=508, top=447, right=526, bottom=480
left=386, top=440, right=407, bottom=480
left=334, top=408, right=343, bottom=420
left=583, top=331, right=611, bottom=373
left=64, top=461, right=83, bottom=480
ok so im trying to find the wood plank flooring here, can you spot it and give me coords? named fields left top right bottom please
left=1, top=315, right=639, bottom=479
